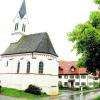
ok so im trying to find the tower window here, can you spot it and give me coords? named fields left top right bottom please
left=17, top=61, right=20, bottom=73
left=15, top=23, right=19, bottom=31
left=27, top=61, right=30, bottom=73
left=22, top=24, right=26, bottom=32
left=39, top=61, right=44, bottom=74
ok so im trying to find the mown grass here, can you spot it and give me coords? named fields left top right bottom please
left=0, top=87, right=47, bottom=99
left=94, top=96, right=100, bottom=100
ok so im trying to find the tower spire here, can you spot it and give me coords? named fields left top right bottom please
left=19, top=0, right=26, bottom=19
left=11, top=0, right=29, bottom=43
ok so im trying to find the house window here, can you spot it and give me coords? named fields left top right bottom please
left=27, top=61, right=30, bottom=73
left=59, top=75, right=62, bottom=78
left=70, top=66, right=75, bottom=72
left=15, top=23, right=19, bottom=31
left=81, top=82, right=86, bottom=86
left=81, top=75, right=86, bottom=79
left=17, top=62, right=20, bottom=73
left=39, top=61, right=43, bottom=74
left=7, top=61, right=8, bottom=67
left=70, top=75, right=74, bottom=79
left=75, top=82, right=79, bottom=85
left=64, top=75, right=68, bottom=79
left=22, top=24, right=26, bottom=32
left=64, top=82, right=68, bottom=87
left=75, top=75, right=79, bottom=79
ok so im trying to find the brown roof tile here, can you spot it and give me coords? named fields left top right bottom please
left=59, top=61, right=87, bottom=75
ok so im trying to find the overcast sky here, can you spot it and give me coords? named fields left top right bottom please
left=0, top=0, right=97, bottom=61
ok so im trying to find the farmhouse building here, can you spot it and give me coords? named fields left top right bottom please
left=58, top=61, right=99, bottom=88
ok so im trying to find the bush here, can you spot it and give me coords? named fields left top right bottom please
left=82, top=85, right=90, bottom=90
left=25, top=84, right=42, bottom=95
left=0, top=85, right=2, bottom=93
left=58, top=81, right=63, bottom=88
left=93, top=82, right=100, bottom=88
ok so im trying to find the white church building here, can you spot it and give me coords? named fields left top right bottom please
left=0, top=0, right=58, bottom=95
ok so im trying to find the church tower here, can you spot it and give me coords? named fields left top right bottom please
left=11, top=0, right=29, bottom=43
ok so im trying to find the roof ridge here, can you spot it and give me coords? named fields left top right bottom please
left=34, top=33, right=45, bottom=52
left=25, top=32, right=47, bottom=37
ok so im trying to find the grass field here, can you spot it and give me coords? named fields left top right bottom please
left=94, top=96, right=100, bottom=100
left=0, top=87, right=47, bottom=99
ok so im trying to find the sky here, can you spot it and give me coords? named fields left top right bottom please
left=0, top=0, right=97, bottom=61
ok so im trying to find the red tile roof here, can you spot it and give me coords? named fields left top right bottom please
left=58, top=61, right=87, bottom=75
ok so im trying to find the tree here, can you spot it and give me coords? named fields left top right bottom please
left=68, top=1, right=100, bottom=74
left=94, top=0, right=100, bottom=4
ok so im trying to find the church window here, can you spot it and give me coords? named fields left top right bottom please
left=39, top=61, right=44, bottom=74
left=7, top=61, right=8, bottom=67
left=15, top=23, right=19, bottom=31
left=22, top=24, right=26, bottom=32
left=27, top=61, right=30, bottom=73
left=17, top=62, right=20, bottom=73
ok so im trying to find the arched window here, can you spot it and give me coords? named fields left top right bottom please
left=27, top=61, right=30, bottom=73
left=22, top=24, right=26, bottom=32
left=39, top=61, right=44, bottom=74
left=7, top=61, right=8, bottom=67
left=17, top=61, right=20, bottom=73
left=15, top=23, right=19, bottom=31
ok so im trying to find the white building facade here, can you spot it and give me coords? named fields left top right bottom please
left=0, top=0, right=58, bottom=95
left=0, top=53, right=58, bottom=95
left=59, top=74, right=94, bottom=88
left=58, top=61, right=100, bottom=88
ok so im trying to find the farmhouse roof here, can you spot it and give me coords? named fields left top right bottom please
left=59, top=61, right=87, bottom=74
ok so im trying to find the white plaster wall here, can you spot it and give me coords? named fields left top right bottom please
left=1, top=53, right=58, bottom=74
left=0, top=74, right=58, bottom=90
left=58, top=75, right=97, bottom=88
left=0, top=53, right=58, bottom=95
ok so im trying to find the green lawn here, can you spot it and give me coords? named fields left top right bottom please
left=0, top=87, right=47, bottom=99
left=94, top=96, right=100, bottom=100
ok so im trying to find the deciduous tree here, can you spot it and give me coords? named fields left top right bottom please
left=68, top=0, right=100, bottom=74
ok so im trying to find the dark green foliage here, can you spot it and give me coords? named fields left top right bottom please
left=94, top=0, right=100, bottom=4
left=59, top=87, right=80, bottom=91
left=90, top=11, right=100, bottom=29
left=82, top=85, right=90, bottom=91
left=58, top=81, right=63, bottom=88
left=0, top=85, right=2, bottom=93
left=94, top=96, right=100, bottom=100
left=92, top=82, right=100, bottom=88
left=25, top=84, right=42, bottom=95
left=68, top=1, right=100, bottom=74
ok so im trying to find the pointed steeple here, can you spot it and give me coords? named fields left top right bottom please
left=19, top=0, right=26, bottom=19
left=11, top=0, right=29, bottom=43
